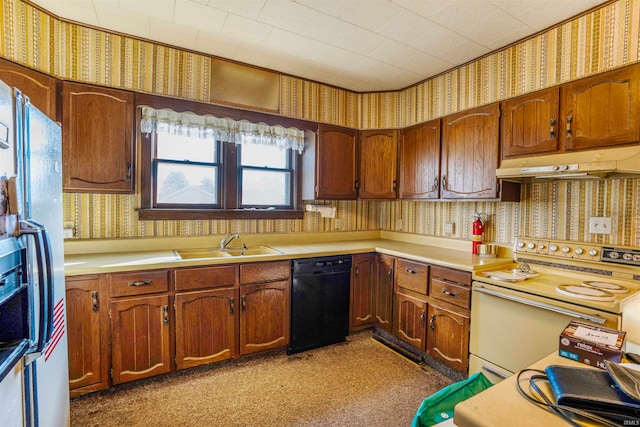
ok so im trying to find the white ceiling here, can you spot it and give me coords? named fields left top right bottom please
left=30, top=0, right=605, bottom=92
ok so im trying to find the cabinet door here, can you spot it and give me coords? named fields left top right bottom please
left=0, top=58, right=57, bottom=120
left=441, top=104, right=499, bottom=199
left=394, top=291, right=427, bottom=351
left=111, top=294, right=171, bottom=384
left=239, top=280, right=290, bottom=355
left=350, top=253, right=375, bottom=330
left=374, top=254, right=395, bottom=333
left=359, top=129, right=398, bottom=199
left=399, top=120, right=440, bottom=199
left=501, top=87, right=560, bottom=158
left=175, top=288, right=238, bottom=370
left=561, top=65, right=640, bottom=151
left=315, top=124, right=358, bottom=199
left=426, top=303, right=469, bottom=372
left=66, top=276, right=108, bottom=396
left=62, top=81, right=134, bottom=193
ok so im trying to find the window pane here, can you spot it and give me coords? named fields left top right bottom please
left=241, top=144, right=288, bottom=168
left=242, top=170, right=290, bottom=206
left=156, top=163, right=217, bottom=204
left=157, top=133, right=217, bottom=162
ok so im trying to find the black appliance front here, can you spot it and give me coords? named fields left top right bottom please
left=288, top=255, right=352, bottom=354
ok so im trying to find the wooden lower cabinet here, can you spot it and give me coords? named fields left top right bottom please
left=373, top=254, right=394, bottom=332
left=110, top=294, right=171, bottom=385
left=394, top=291, right=427, bottom=352
left=239, top=280, right=290, bottom=356
left=350, top=253, right=375, bottom=330
left=175, top=288, right=238, bottom=370
left=65, top=275, right=109, bottom=396
left=426, top=303, right=470, bottom=372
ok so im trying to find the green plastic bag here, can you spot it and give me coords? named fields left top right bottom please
left=412, top=372, right=493, bottom=427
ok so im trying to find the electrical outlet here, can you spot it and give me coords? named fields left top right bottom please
left=396, top=219, right=403, bottom=229
left=335, top=218, right=343, bottom=230
left=63, top=228, right=74, bottom=239
left=444, top=221, right=455, bottom=235
left=589, top=217, right=612, bottom=235
left=63, top=221, right=74, bottom=229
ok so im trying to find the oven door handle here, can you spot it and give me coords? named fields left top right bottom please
left=473, top=285, right=607, bottom=325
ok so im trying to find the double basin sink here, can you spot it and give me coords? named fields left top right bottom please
left=174, top=245, right=282, bottom=260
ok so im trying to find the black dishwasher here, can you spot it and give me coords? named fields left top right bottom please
left=288, top=255, right=352, bottom=354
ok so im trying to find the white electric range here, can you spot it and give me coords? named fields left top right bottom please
left=469, top=237, right=640, bottom=382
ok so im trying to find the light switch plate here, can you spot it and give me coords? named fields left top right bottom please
left=444, top=221, right=455, bottom=235
left=63, top=228, right=74, bottom=239
left=589, top=217, right=611, bottom=235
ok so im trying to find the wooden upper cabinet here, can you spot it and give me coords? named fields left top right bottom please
left=359, top=129, right=398, bottom=199
left=561, top=65, right=640, bottom=151
left=0, top=58, right=57, bottom=121
left=441, top=103, right=499, bottom=199
left=399, top=119, right=441, bottom=199
left=501, top=87, right=560, bottom=158
left=62, top=81, right=134, bottom=193
left=305, top=124, right=358, bottom=200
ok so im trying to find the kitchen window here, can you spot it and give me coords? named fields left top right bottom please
left=137, top=99, right=307, bottom=220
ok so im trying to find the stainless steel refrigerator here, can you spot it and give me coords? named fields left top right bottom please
left=0, top=79, right=69, bottom=426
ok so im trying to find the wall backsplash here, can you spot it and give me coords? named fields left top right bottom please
left=64, top=177, right=640, bottom=248
left=4, top=0, right=640, bottom=248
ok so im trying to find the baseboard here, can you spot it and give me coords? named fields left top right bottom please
left=371, top=334, right=423, bottom=365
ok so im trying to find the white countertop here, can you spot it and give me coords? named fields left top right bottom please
left=454, top=352, right=620, bottom=427
left=63, top=232, right=514, bottom=276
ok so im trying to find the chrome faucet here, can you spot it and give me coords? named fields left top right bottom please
left=220, top=233, right=240, bottom=250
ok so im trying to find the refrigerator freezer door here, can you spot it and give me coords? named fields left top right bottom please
left=23, top=103, right=69, bottom=426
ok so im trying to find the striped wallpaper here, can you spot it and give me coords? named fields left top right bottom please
left=3, top=0, right=640, bottom=247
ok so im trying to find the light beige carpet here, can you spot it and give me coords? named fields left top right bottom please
left=70, top=331, right=454, bottom=426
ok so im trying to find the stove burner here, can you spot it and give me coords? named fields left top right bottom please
left=582, top=281, right=629, bottom=294
left=556, top=284, right=616, bottom=301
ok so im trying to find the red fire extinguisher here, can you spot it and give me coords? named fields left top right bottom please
left=472, top=213, right=484, bottom=255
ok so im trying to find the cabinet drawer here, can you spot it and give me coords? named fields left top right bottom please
left=430, top=278, right=471, bottom=309
left=240, top=261, right=290, bottom=284
left=175, top=265, right=237, bottom=292
left=395, top=259, right=429, bottom=294
left=109, top=270, right=169, bottom=297
left=430, top=265, right=471, bottom=286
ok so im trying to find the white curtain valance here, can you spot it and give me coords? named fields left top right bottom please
left=139, top=106, right=305, bottom=153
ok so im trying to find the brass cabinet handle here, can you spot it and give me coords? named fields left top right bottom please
left=441, top=175, right=447, bottom=190
left=126, top=162, right=132, bottom=181
left=355, top=265, right=359, bottom=278
left=566, top=115, right=573, bottom=138
left=429, top=314, right=435, bottom=331
left=392, top=179, right=397, bottom=191
left=432, top=177, right=439, bottom=191
left=405, top=268, right=417, bottom=274
left=128, top=279, right=152, bottom=286
left=441, top=288, right=458, bottom=297
left=229, top=297, right=234, bottom=315
left=241, top=295, right=246, bottom=313
left=162, top=305, right=169, bottom=326
left=388, top=267, right=393, bottom=281
left=91, top=291, right=99, bottom=312
left=420, top=310, right=426, bottom=328
left=550, top=118, right=556, bottom=139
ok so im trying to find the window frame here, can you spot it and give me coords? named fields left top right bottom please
left=136, top=93, right=313, bottom=220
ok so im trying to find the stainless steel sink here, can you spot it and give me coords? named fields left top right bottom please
left=175, top=245, right=282, bottom=260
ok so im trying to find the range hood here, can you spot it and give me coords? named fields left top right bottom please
left=496, top=145, right=640, bottom=181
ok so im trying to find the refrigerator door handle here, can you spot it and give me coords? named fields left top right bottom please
left=19, top=219, right=54, bottom=353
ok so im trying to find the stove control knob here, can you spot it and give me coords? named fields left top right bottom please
left=527, top=242, right=536, bottom=249
left=517, top=241, right=525, bottom=248
left=539, top=244, right=546, bottom=250
left=549, top=245, right=558, bottom=252
left=588, top=249, right=598, bottom=257
left=623, top=253, right=633, bottom=261
left=575, top=248, right=583, bottom=255
left=609, top=251, right=620, bottom=259
left=562, top=246, right=570, bottom=254
left=633, top=254, right=640, bottom=262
